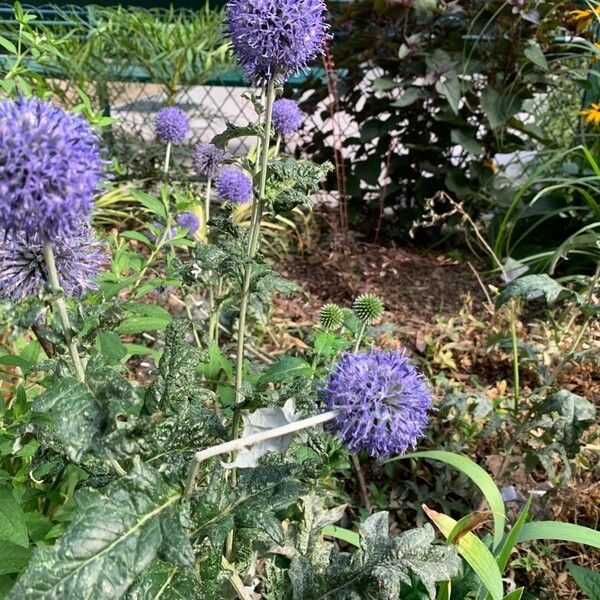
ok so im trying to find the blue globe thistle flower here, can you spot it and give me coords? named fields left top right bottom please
left=0, top=222, right=106, bottom=302
left=193, top=143, right=225, bottom=179
left=176, top=212, right=200, bottom=236
left=226, top=0, right=330, bottom=85
left=272, top=99, right=304, bottom=135
left=215, top=166, right=253, bottom=204
left=0, top=96, right=103, bottom=241
left=324, top=350, right=432, bottom=459
left=155, top=107, right=189, bottom=144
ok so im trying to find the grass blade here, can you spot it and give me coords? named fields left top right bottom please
left=389, top=451, right=505, bottom=549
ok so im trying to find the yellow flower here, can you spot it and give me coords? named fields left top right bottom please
left=568, top=7, right=600, bottom=32
left=580, top=103, right=600, bottom=127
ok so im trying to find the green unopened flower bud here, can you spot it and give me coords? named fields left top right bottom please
left=352, top=293, right=384, bottom=324
left=319, top=303, right=344, bottom=330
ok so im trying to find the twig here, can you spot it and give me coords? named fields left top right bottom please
left=184, top=410, right=339, bottom=498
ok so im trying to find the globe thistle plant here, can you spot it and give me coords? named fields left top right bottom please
left=0, top=96, right=103, bottom=241
left=272, top=99, right=304, bottom=135
left=319, top=303, right=344, bottom=330
left=215, top=166, right=253, bottom=204
left=176, top=212, right=200, bottom=236
left=0, top=223, right=107, bottom=302
left=193, top=143, right=225, bottom=179
left=324, top=350, right=431, bottom=459
left=353, top=293, right=384, bottom=324
left=226, top=0, right=330, bottom=85
left=155, top=107, right=189, bottom=144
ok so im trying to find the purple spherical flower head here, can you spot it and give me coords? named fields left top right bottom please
left=0, top=222, right=107, bottom=302
left=324, top=350, right=432, bottom=459
left=226, top=0, right=330, bottom=85
left=155, top=107, right=189, bottom=144
left=0, top=96, right=103, bottom=241
left=215, top=166, right=253, bottom=204
left=193, top=143, right=225, bottom=179
left=272, top=99, right=304, bottom=135
left=176, top=212, right=200, bottom=236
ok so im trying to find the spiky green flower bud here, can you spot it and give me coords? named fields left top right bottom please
left=352, top=293, right=384, bottom=324
left=319, top=303, right=344, bottom=330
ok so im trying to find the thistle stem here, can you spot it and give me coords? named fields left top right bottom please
left=184, top=409, right=339, bottom=498
left=205, top=177, right=212, bottom=228
left=43, top=243, right=86, bottom=383
left=164, top=142, right=172, bottom=174
left=353, top=322, right=367, bottom=352
left=509, top=304, right=520, bottom=414
left=231, top=79, right=276, bottom=438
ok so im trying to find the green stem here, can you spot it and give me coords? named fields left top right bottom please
left=509, top=303, right=520, bottom=414
left=232, top=79, right=276, bottom=434
left=163, top=142, right=172, bottom=175
left=353, top=322, right=367, bottom=352
left=43, top=243, right=86, bottom=383
left=205, top=177, right=212, bottom=229
left=226, top=78, right=276, bottom=562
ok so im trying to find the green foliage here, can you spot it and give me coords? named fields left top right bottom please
left=496, top=274, right=580, bottom=308
left=7, top=462, right=182, bottom=599
left=287, top=512, right=461, bottom=599
left=32, top=378, right=103, bottom=463
left=568, top=563, right=600, bottom=600
left=302, top=0, right=565, bottom=238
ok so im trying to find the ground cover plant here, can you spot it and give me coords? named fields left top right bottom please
left=0, top=1, right=599, bottom=600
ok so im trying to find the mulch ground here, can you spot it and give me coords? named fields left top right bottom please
left=274, top=241, right=487, bottom=345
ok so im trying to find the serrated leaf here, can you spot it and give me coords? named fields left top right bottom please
left=144, top=320, right=203, bottom=413
left=496, top=274, right=579, bottom=308
left=32, top=378, right=103, bottom=463
left=86, top=362, right=143, bottom=424
left=8, top=463, right=181, bottom=600
left=146, top=400, right=226, bottom=477
left=567, top=563, right=600, bottom=599
left=158, top=507, right=195, bottom=568
left=224, top=399, right=297, bottom=469
left=0, top=485, right=28, bottom=549
left=539, top=390, right=596, bottom=457
left=126, top=560, right=199, bottom=600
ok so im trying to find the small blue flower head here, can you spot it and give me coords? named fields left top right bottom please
left=324, top=350, right=432, bottom=459
left=0, top=222, right=107, bottom=302
left=0, top=96, right=103, bottom=241
left=176, top=211, right=200, bottom=236
left=215, top=166, right=253, bottom=204
left=155, top=107, right=189, bottom=144
left=193, top=142, right=225, bottom=179
left=272, top=99, right=304, bottom=135
left=226, top=0, right=330, bottom=85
